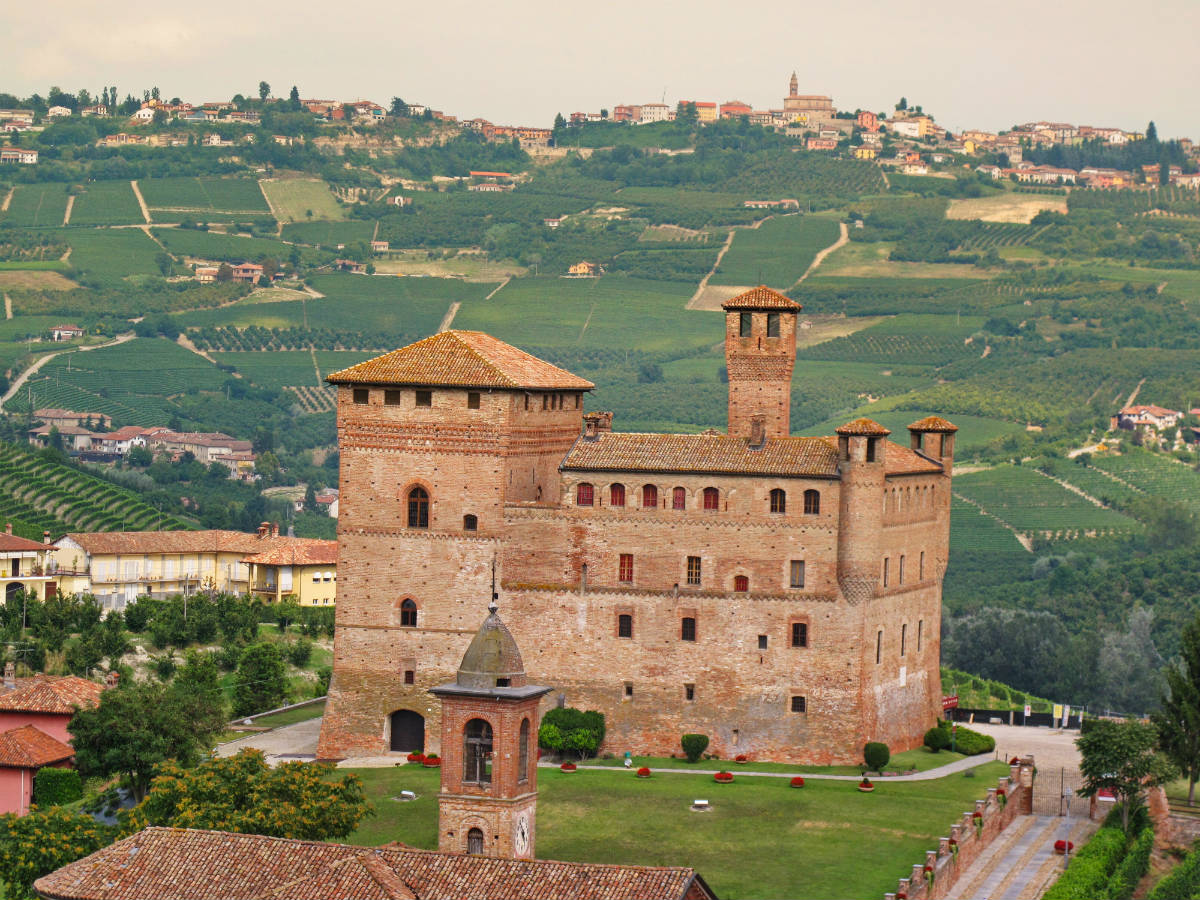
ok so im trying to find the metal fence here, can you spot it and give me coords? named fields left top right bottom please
left=1031, top=767, right=1085, bottom=817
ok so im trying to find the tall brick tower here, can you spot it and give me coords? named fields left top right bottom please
left=723, top=286, right=800, bottom=441
left=834, top=417, right=891, bottom=605
left=431, top=602, right=551, bottom=859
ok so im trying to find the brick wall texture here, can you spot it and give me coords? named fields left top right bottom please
left=318, top=317, right=954, bottom=766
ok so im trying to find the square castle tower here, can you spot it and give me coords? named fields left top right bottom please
left=317, top=286, right=956, bottom=764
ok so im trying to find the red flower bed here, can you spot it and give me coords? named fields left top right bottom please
left=858, top=777, right=874, bottom=792
left=636, top=767, right=651, bottom=778
left=713, top=771, right=734, bottom=783
left=789, top=776, right=805, bottom=788
left=422, top=754, right=441, bottom=768
left=734, top=754, right=748, bottom=763
left=1054, top=840, right=1074, bottom=854
left=406, top=752, right=425, bottom=763
left=560, top=762, right=577, bottom=772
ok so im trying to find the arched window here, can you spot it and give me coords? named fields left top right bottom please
left=769, top=488, right=786, bottom=514
left=702, top=487, right=720, bottom=511
left=407, top=486, right=429, bottom=528
left=467, top=828, right=484, bottom=855
left=463, top=718, right=493, bottom=785
left=400, top=598, right=418, bottom=627
left=519, top=718, right=530, bottom=783
left=576, top=483, right=594, bottom=506
left=733, top=575, right=749, bottom=592
left=803, top=489, right=820, bottom=515
left=642, top=484, right=658, bottom=508
left=672, top=487, right=687, bottom=510
left=609, top=483, right=625, bottom=507
left=463, top=514, right=478, bottom=531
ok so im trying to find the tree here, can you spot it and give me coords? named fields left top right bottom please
left=70, top=678, right=226, bottom=801
left=1154, top=612, right=1200, bottom=805
left=1146, top=120, right=1158, bottom=142
left=233, top=642, right=287, bottom=717
left=304, top=482, right=318, bottom=512
left=553, top=112, right=566, bottom=130
left=896, top=97, right=908, bottom=111
left=0, top=807, right=114, bottom=900
left=258, top=81, right=271, bottom=101
left=389, top=96, right=408, bottom=117
left=121, top=749, right=371, bottom=840
left=216, top=262, right=233, bottom=282
left=676, top=101, right=698, bottom=125
left=288, top=85, right=300, bottom=107
left=1077, top=718, right=1174, bottom=831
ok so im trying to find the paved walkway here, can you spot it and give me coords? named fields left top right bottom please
left=956, top=814, right=1097, bottom=900
left=556, top=754, right=992, bottom=782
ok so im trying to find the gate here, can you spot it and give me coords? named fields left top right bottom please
left=389, top=709, right=425, bottom=753
left=1031, top=766, right=1084, bottom=817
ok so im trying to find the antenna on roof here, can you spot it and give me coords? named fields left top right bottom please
left=490, top=556, right=499, bottom=612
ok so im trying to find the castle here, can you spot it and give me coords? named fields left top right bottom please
left=317, top=286, right=955, bottom=764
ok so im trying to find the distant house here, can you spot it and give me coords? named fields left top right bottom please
left=0, top=149, right=38, bottom=165
left=129, top=107, right=156, bottom=124
left=194, top=266, right=219, bottom=284
left=742, top=199, right=799, bottom=210
left=0, top=526, right=59, bottom=604
left=33, top=409, right=110, bottom=430
left=543, top=217, right=563, bottom=228
left=79, top=105, right=108, bottom=117
left=314, top=488, right=339, bottom=518
left=333, top=259, right=366, bottom=273
left=900, top=161, right=929, bottom=175
left=50, top=324, right=83, bottom=342
left=389, top=195, right=411, bottom=207
left=857, top=110, right=879, bottom=132
left=46, top=106, right=72, bottom=118
left=27, top=424, right=95, bottom=452
left=370, top=240, right=389, bottom=253
left=853, top=146, right=877, bottom=159
left=1114, top=405, right=1182, bottom=431
left=806, top=137, right=838, bottom=151
left=468, top=182, right=510, bottom=192
left=230, top=262, right=263, bottom=284
left=719, top=100, right=752, bottom=119
left=567, top=261, right=603, bottom=277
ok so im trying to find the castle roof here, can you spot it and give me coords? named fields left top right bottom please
left=721, top=285, right=802, bottom=311
left=907, top=415, right=958, bottom=433
left=0, top=724, right=74, bottom=769
left=564, top=432, right=840, bottom=477
left=34, top=827, right=713, bottom=900
left=326, top=331, right=595, bottom=391
left=834, top=418, right=891, bottom=436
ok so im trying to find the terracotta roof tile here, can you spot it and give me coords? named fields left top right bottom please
left=720, top=285, right=802, bottom=311
left=0, top=724, right=74, bottom=768
left=0, top=533, right=48, bottom=552
left=885, top=443, right=946, bottom=475
left=326, top=331, right=595, bottom=390
left=241, top=540, right=337, bottom=566
left=834, top=417, right=892, bottom=436
left=907, top=415, right=958, bottom=433
left=0, top=676, right=104, bottom=715
left=59, top=530, right=330, bottom=559
left=563, top=433, right=841, bottom=477
left=34, top=827, right=710, bottom=900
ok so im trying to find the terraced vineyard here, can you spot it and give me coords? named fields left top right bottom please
left=797, top=315, right=985, bottom=366
left=1088, top=450, right=1200, bottom=513
left=285, top=385, right=337, bottom=412
left=957, top=222, right=1048, bottom=252
left=949, top=496, right=1029, bottom=555
left=954, top=465, right=1140, bottom=538
left=1036, top=456, right=1144, bottom=510
left=710, top=215, right=840, bottom=289
left=0, top=444, right=189, bottom=537
left=68, top=181, right=144, bottom=226
left=2, top=183, right=71, bottom=227
left=139, top=177, right=270, bottom=215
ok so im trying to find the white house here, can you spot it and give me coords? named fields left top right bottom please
left=46, top=106, right=73, bottom=118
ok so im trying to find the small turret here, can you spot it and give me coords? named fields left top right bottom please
left=835, top=418, right=890, bottom=605
left=907, top=416, right=957, bottom=465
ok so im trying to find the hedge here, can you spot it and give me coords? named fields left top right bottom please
left=1042, top=826, right=1128, bottom=900
left=32, top=767, right=82, bottom=807
left=1106, top=827, right=1153, bottom=900
left=1148, top=839, right=1200, bottom=900
left=951, top=723, right=996, bottom=756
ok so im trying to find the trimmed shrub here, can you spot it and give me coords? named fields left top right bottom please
left=1042, top=826, right=1128, bottom=900
left=33, top=767, right=83, bottom=807
left=924, top=726, right=950, bottom=752
left=951, top=725, right=995, bottom=756
left=681, top=733, right=709, bottom=764
left=538, top=708, right=605, bottom=759
left=1149, top=839, right=1200, bottom=899
left=864, top=741, right=890, bottom=771
left=1107, top=827, right=1153, bottom=900
left=288, top=637, right=313, bottom=667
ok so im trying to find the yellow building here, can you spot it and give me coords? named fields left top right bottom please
left=52, top=528, right=337, bottom=610
left=853, top=146, right=877, bottom=159
left=243, top=541, right=338, bottom=606
left=0, top=526, right=57, bottom=603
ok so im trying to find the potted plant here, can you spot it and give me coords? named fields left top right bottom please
left=636, top=766, right=651, bottom=778
left=972, top=810, right=983, bottom=837
left=560, top=761, right=577, bottom=773
left=949, top=837, right=959, bottom=860
left=858, top=777, right=874, bottom=793
left=734, top=754, right=748, bottom=764
left=406, top=752, right=425, bottom=764
left=713, top=771, right=734, bottom=784
left=422, top=753, right=441, bottom=768
left=997, top=786, right=1007, bottom=809
left=789, top=776, right=805, bottom=788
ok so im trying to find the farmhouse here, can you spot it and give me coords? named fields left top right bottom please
left=32, top=409, right=110, bottom=430
left=317, top=286, right=955, bottom=765
left=567, top=260, right=603, bottom=276
left=1114, top=404, right=1182, bottom=431
left=0, top=526, right=57, bottom=604
left=50, top=324, right=84, bottom=341
left=193, top=265, right=219, bottom=283
left=0, top=149, right=38, bottom=165
left=230, top=261, right=263, bottom=283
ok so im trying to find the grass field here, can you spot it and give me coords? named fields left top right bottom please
left=954, top=465, right=1140, bottom=536
left=154, top=228, right=297, bottom=264
left=139, top=176, right=270, bottom=213
left=818, top=241, right=992, bottom=279
left=945, top=193, right=1068, bottom=223
left=0, top=270, right=77, bottom=291
left=261, top=178, right=345, bottom=222
left=343, top=761, right=1008, bottom=899
left=3, top=183, right=71, bottom=227
left=68, top=181, right=145, bottom=225
left=710, top=215, right=840, bottom=289
left=280, top=220, right=374, bottom=247
left=66, top=228, right=163, bottom=284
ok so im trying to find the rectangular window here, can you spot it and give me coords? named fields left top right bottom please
left=685, top=684, right=695, bottom=701
left=618, top=613, right=633, bottom=638
left=352, top=388, right=369, bottom=405
left=882, top=557, right=889, bottom=588
left=791, top=622, right=808, bottom=648
left=542, top=394, right=548, bottom=410
left=899, top=555, right=905, bottom=585
left=876, top=630, right=882, bottom=664
left=404, top=670, right=414, bottom=684
left=618, top=554, right=633, bottom=583
left=920, top=551, right=925, bottom=581
left=791, top=695, right=807, bottom=713
left=467, top=392, right=481, bottom=409
left=866, top=438, right=877, bottom=462
left=624, top=682, right=633, bottom=698
left=384, top=389, right=402, bottom=406
left=789, top=560, right=805, bottom=589
left=415, top=390, right=432, bottom=407
left=681, top=617, right=696, bottom=642
left=901, top=623, right=907, bottom=657
left=686, top=556, right=701, bottom=586
left=767, top=312, right=780, bottom=337
left=758, top=635, right=768, bottom=650
left=918, top=620, right=923, bottom=652
left=739, top=312, right=752, bottom=337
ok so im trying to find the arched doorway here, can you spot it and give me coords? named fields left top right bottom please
left=5, top=582, right=25, bottom=603
left=389, top=709, right=424, bottom=753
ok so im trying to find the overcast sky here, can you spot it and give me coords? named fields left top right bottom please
left=6, top=0, right=1198, bottom=139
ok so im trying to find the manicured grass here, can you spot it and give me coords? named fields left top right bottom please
left=343, top=761, right=1009, bottom=899
left=261, top=178, right=345, bottom=222
left=580, top=747, right=974, bottom=775
left=249, top=699, right=326, bottom=728
left=710, top=215, right=840, bottom=289
left=69, top=180, right=145, bottom=225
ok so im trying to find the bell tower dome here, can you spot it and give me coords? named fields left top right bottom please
left=430, top=602, right=551, bottom=859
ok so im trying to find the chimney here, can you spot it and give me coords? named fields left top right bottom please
left=43, top=530, right=51, bottom=545
left=287, top=524, right=295, bottom=538
left=748, top=416, right=767, bottom=450
left=4, top=661, right=14, bottom=690
left=271, top=523, right=279, bottom=538
left=582, top=411, right=613, bottom=438
left=4, top=523, right=10, bottom=536
left=257, top=522, right=270, bottom=538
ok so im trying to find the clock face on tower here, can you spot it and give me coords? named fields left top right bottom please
left=513, top=813, right=530, bottom=857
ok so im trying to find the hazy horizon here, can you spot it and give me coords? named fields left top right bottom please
left=6, top=0, right=1199, bottom=140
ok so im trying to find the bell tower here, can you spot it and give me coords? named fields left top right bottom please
left=430, top=602, right=551, bottom=859
left=789, top=71, right=799, bottom=97
left=723, top=285, right=801, bottom=441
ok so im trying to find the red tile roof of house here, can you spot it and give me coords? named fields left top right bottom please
left=0, top=724, right=74, bottom=768
left=720, top=285, right=802, bottom=311
left=908, top=416, right=958, bottom=433
left=0, top=532, right=49, bottom=552
left=60, top=530, right=333, bottom=559
left=34, top=827, right=712, bottom=900
left=326, top=331, right=595, bottom=390
left=241, top=539, right=338, bottom=567
left=0, top=676, right=105, bottom=715
left=835, top=418, right=892, bottom=436
left=1120, top=405, right=1180, bottom=417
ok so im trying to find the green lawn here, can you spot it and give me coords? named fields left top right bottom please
left=248, top=699, right=326, bottom=728
left=580, top=746, right=973, bottom=775
left=344, top=761, right=1008, bottom=899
